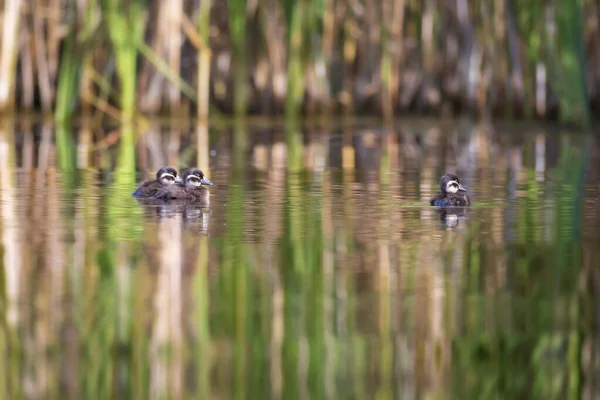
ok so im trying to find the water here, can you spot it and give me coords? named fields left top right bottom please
left=0, top=119, right=598, bottom=399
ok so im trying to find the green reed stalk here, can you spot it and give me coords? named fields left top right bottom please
left=284, top=0, right=307, bottom=119
left=380, top=0, right=402, bottom=119
left=320, top=173, right=338, bottom=397
left=0, top=323, right=7, bottom=398
left=89, top=126, right=139, bottom=397
left=567, top=329, right=581, bottom=399
left=197, top=0, right=212, bottom=122
left=281, top=213, right=301, bottom=399
left=0, top=0, right=23, bottom=112
left=104, top=0, right=145, bottom=122
left=194, top=235, right=211, bottom=399
left=281, top=121, right=306, bottom=397
left=249, top=263, right=269, bottom=398
left=56, top=0, right=102, bottom=122
left=131, top=267, right=150, bottom=399
left=55, top=124, right=76, bottom=187
left=233, top=241, right=248, bottom=400
left=228, top=124, right=249, bottom=399
left=347, top=276, right=367, bottom=399
left=228, top=0, right=248, bottom=117
left=108, top=123, right=141, bottom=243
left=116, top=123, right=136, bottom=185
left=306, top=197, right=325, bottom=398
left=83, top=249, right=118, bottom=399
left=55, top=1, right=79, bottom=123
left=79, top=203, right=118, bottom=397
left=208, top=124, right=248, bottom=394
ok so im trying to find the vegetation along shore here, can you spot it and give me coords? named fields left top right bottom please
left=0, top=0, right=596, bottom=126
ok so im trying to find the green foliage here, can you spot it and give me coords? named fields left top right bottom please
left=513, top=0, right=589, bottom=125
left=103, top=0, right=146, bottom=121
left=550, top=0, right=589, bottom=126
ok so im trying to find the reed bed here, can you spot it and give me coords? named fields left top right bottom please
left=0, top=0, right=598, bottom=125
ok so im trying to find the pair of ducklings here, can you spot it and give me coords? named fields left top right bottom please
left=132, top=166, right=213, bottom=202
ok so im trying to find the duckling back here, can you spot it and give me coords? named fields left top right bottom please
left=132, top=180, right=163, bottom=198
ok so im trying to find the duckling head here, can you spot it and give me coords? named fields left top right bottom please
left=183, top=168, right=214, bottom=188
left=440, top=173, right=467, bottom=194
left=156, top=166, right=183, bottom=185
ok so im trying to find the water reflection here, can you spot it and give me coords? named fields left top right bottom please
left=437, top=207, right=468, bottom=228
left=0, top=119, right=598, bottom=399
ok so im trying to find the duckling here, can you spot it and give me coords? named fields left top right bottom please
left=429, top=173, right=471, bottom=207
left=132, top=166, right=183, bottom=198
left=153, top=168, right=213, bottom=202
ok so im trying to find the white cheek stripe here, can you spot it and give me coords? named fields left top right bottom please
left=187, top=177, right=202, bottom=186
left=446, top=181, right=459, bottom=193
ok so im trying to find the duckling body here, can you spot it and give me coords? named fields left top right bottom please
left=430, top=173, right=470, bottom=207
left=153, top=168, right=213, bottom=203
left=133, top=167, right=182, bottom=198
left=155, top=184, right=210, bottom=202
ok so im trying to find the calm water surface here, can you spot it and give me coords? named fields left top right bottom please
left=1, top=120, right=599, bottom=399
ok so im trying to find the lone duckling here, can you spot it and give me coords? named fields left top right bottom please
left=153, top=168, right=213, bottom=202
left=429, top=173, right=470, bottom=207
left=132, top=166, right=182, bottom=198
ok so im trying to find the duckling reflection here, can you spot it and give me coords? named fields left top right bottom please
left=132, top=166, right=182, bottom=198
left=430, top=173, right=471, bottom=207
left=138, top=201, right=210, bottom=232
left=437, top=207, right=468, bottom=228
left=153, top=168, right=213, bottom=203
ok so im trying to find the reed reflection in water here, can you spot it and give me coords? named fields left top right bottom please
left=1, top=119, right=599, bottom=399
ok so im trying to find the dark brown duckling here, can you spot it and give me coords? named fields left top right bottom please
left=153, top=168, right=214, bottom=203
left=132, top=166, right=182, bottom=198
left=429, top=173, right=471, bottom=207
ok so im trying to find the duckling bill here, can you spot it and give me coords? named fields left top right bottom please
left=132, top=166, right=182, bottom=198
left=429, top=173, right=470, bottom=207
left=153, top=168, right=213, bottom=202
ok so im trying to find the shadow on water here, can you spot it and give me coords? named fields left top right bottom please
left=1, top=118, right=600, bottom=399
